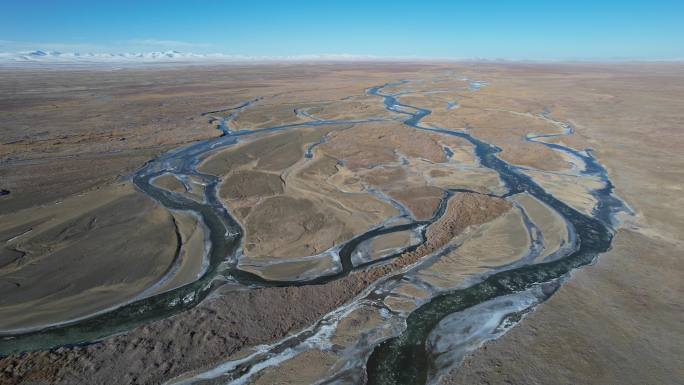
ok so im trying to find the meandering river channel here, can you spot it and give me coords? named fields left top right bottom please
left=0, top=74, right=629, bottom=385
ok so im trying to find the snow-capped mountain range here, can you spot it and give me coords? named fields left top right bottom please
left=0, top=50, right=384, bottom=65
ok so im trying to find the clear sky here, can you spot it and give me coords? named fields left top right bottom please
left=1, top=0, right=683, bottom=60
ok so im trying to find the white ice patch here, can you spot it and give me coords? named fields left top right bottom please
left=425, top=285, right=547, bottom=385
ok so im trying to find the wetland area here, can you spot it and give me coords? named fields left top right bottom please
left=1, top=62, right=682, bottom=385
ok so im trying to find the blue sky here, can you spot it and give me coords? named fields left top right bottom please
left=1, top=0, right=683, bottom=60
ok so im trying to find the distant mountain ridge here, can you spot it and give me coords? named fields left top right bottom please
left=0, top=50, right=383, bottom=64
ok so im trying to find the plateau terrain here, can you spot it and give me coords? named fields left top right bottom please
left=0, top=62, right=682, bottom=385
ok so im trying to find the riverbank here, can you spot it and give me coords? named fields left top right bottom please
left=1, top=62, right=681, bottom=384
left=438, top=62, right=684, bottom=385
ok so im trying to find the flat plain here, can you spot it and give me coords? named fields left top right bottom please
left=0, top=62, right=682, bottom=385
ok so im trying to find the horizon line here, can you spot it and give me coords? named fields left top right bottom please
left=1, top=50, right=683, bottom=66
